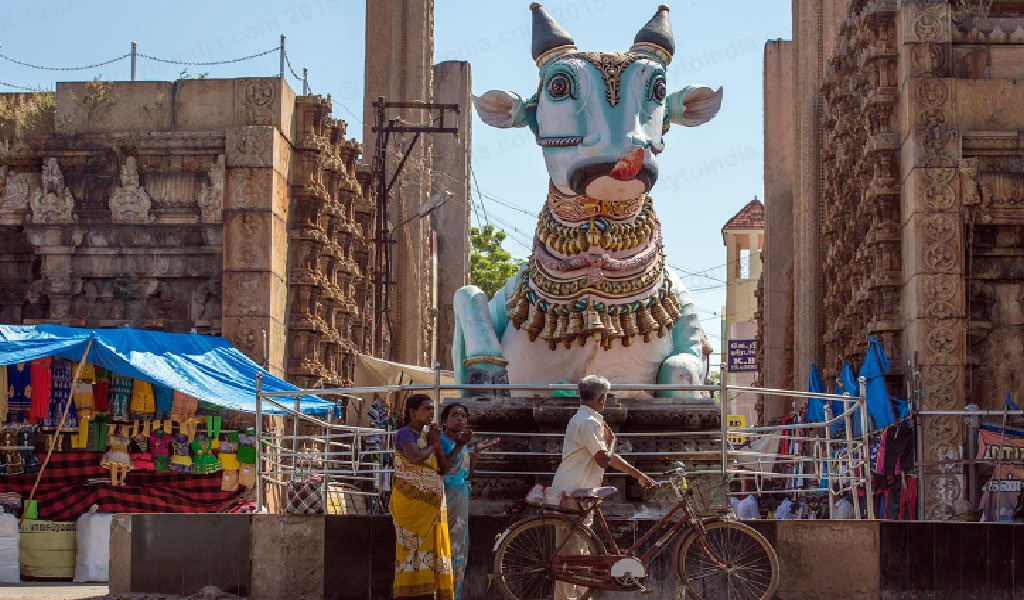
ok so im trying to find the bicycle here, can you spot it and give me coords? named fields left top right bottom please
left=491, top=463, right=779, bottom=600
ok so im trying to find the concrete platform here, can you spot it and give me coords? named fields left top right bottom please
left=108, top=514, right=1024, bottom=599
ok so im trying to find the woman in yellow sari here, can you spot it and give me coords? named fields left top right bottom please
left=391, top=394, right=455, bottom=600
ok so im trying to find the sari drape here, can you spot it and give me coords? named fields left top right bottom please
left=441, top=436, right=471, bottom=600
left=390, top=430, right=455, bottom=600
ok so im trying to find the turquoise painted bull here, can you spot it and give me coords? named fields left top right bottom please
left=453, top=4, right=723, bottom=395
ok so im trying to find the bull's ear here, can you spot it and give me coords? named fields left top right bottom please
left=472, top=90, right=529, bottom=129
left=666, top=85, right=723, bottom=127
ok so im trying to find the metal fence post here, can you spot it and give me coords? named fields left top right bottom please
left=293, top=396, right=301, bottom=470
left=719, top=363, right=728, bottom=476
left=279, top=34, right=286, bottom=79
left=844, top=405, right=861, bottom=518
left=130, top=42, right=137, bottom=81
left=823, top=403, right=834, bottom=518
left=859, top=376, right=874, bottom=519
left=255, top=374, right=264, bottom=513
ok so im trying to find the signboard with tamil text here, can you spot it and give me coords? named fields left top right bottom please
left=727, top=339, right=757, bottom=372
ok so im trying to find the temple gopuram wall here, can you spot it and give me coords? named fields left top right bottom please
left=761, top=0, right=1024, bottom=518
left=0, top=77, right=379, bottom=387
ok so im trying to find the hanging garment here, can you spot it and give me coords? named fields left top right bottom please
left=93, top=367, right=110, bottom=412
left=108, top=375, right=133, bottom=420
left=28, top=357, right=52, bottom=423
left=883, top=422, right=915, bottom=475
left=129, top=380, right=155, bottom=419
left=7, top=363, right=31, bottom=415
left=152, top=384, right=173, bottom=420
left=47, top=359, right=76, bottom=431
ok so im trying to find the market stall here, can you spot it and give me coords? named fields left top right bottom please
left=0, top=325, right=334, bottom=581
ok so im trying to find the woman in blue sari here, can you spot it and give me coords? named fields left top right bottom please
left=439, top=403, right=498, bottom=600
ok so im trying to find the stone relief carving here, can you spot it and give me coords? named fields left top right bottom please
left=28, top=158, right=76, bottom=224
left=925, top=322, right=959, bottom=363
left=922, top=213, right=958, bottom=271
left=197, top=154, right=225, bottom=224
left=903, top=0, right=952, bottom=43
left=1, top=171, right=32, bottom=210
left=190, top=280, right=221, bottom=323
left=921, top=365, right=959, bottom=410
left=238, top=79, right=277, bottom=126
left=109, top=157, right=154, bottom=224
left=229, top=127, right=271, bottom=167
left=924, top=274, right=959, bottom=318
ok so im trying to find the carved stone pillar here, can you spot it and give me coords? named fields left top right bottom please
left=222, top=126, right=290, bottom=375
left=898, top=0, right=966, bottom=520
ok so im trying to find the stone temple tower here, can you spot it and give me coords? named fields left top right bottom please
left=362, top=0, right=472, bottom=369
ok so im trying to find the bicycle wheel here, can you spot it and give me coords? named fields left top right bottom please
left=493, top=517, right=601, bottom=600
left=675, top=521, right=779, bottom=600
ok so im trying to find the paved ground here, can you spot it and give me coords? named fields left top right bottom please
left=0, top=584, right=109, bottom=600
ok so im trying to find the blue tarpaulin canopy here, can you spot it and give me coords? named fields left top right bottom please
left=0, top=325, right=333, bottom=415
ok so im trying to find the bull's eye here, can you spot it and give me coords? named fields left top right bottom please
left=651, top=76, right=667, bottom=102
left=547, top=73, right=573, bottom=100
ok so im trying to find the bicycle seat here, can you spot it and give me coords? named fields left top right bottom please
left=571, top=486, right=617, bottom=500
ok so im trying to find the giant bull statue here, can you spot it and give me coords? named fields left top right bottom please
left=453, top=3, right=723, bottom=395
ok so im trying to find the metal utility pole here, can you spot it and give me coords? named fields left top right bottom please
left=370, top=97, right=460, bottom=359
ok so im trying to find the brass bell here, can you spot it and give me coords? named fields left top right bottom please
left=621, top=308, right=638, bottom=338
left=602, top=308, right=620, bottom=339
left=509, top=296, right=531, bottom=329
left=637, top=304, right=656, bottom=335
left=583, top=301, right=604, bottom=340
left=541, top=305, right=560, bottom=341
left=525, top=305, right=547, bottom=341
left=664, top=292, right=682, bottom=321
left=566, top=310, right=582, bottom=338
left=650, top=296, right=670, bottom=326
left=552, top=311, right=568, bottom=343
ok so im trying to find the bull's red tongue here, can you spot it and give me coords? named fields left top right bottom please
left=610, top=145, right=645, bottom=181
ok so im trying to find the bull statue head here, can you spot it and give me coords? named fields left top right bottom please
left=474, top=3, right=723, bottom=200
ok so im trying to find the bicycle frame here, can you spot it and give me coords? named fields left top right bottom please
left=540, top=491, right=727, bottom=591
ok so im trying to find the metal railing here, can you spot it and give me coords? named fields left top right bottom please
left=254, top=370, right=874, bottom=519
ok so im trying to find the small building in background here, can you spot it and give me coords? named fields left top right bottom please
left=721, top=198, right=764, bottom=426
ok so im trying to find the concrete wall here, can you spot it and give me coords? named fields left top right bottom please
left=110, top=514, right=1024, bottom=599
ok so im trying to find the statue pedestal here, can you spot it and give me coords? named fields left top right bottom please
left=451, top=396, right=729, bottom=517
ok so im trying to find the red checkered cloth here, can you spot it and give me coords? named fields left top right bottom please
left=0, top=451, right=243, bottom=520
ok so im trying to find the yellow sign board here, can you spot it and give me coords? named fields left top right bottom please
left=727, top=415, right=747, bottom=445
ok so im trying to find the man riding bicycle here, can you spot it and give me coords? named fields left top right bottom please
left=549, top=374, right=656, bottom=600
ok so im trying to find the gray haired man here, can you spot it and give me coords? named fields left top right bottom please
left=549, top=375, right=655, bottom=600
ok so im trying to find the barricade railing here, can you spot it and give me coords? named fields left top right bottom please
left=254, top=372, right=874, bottom=518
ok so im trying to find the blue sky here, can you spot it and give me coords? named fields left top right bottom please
left=0, top=0, right=792, bottom=361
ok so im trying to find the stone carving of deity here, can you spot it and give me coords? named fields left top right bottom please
left=109, top=156, right=155, bottom=224
left=197, top=154, right=225, bottom=224
left=28, top=158, right=76, bottom=224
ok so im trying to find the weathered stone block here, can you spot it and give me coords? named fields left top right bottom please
left=954, top=79, right=1024, bottom=131
left=224, top=168, right=283, bottom=214
left=900, top=211, right=963, bottom=277
left=232, top=78, right=295, bottom=140
left=900, top=166, right=960, bottom=221
left=899, top=42, right=951, bottom=83
left=903, top=318, right=965, bottom=366
left=221, top=271, right=286, bottom=318
left=222, top=211, right=272, bottom=271
left=775, top=520, right=879, bottom=600
left=898, top=0, right=951, bottom=45
left=221, top=315, right=286, bottom=374
left=173, top=79, right=237, bottom=131
left=249, top=514, right=324, bottom=600
left=225, top=126, right=278, bottom=169
left=55, top=82, right=173, bottom=134
left=898, top=79, right=956, bottom=141
left=901, top=273, right=965, bottom=322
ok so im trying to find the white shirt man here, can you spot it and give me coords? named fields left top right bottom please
left=549, top=375, right=655, bottom=600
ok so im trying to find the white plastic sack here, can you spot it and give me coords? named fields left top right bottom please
left=73, top=508, right=112, bottom=582
left=0, top=513, right=19, bottom=583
